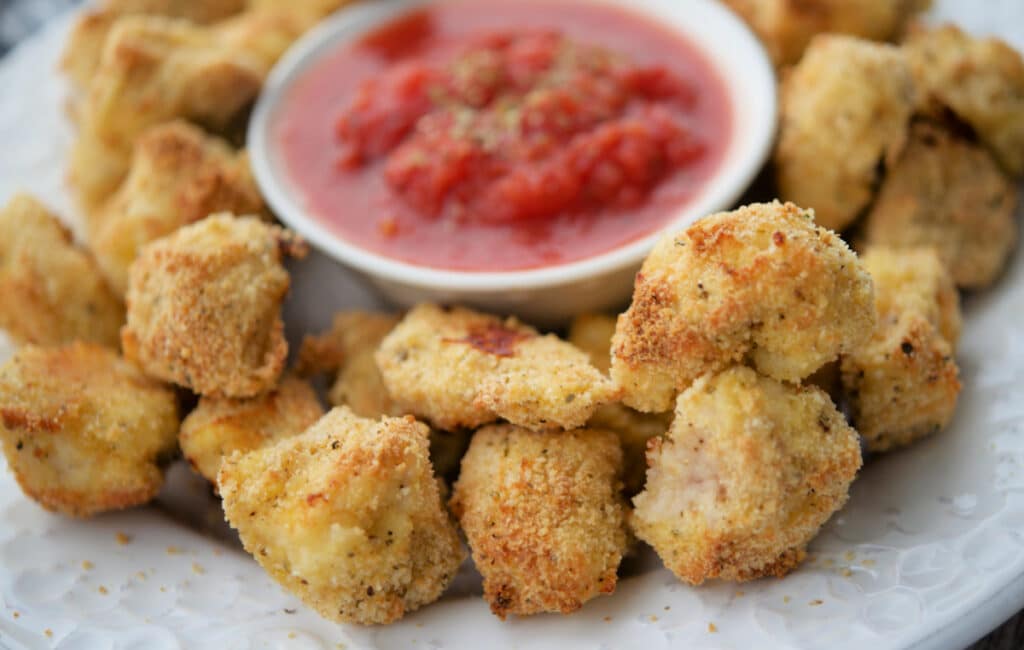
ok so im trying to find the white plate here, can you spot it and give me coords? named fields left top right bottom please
left=1, top=2, right=1023, bottom=649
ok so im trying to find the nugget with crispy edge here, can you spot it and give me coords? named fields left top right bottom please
left=215, top=5, right=340, bottom=77
left=863, top=121, right=1017, bottom=289
left=219, top=407, right=465, bottom=625
left=69, top=16, right=264, bottom=212
left=905, top=24, right=1024, bottom=176
left=775, top=36, right=916, bottom=231
left=90, top=121, right=265, bottom=295
left=298, top=310, right=471, bottom=480
left=61, top=0, right=247, bottom=90
left=611, top=202, right=875, bottom=413
left=296, top=310, right=403, bottom=417
left=632, top=366, right=860, bottom=584
left=179, top=375, right=323, bottom=486
left=568, top=313, right=672, bottom=496
left=122, top=214, right=306, bottom=398
left=841, top=246, right=961, bottom=452
left=723, top=0, right=929, bottom=67
left=376, top=304, right=618, bottom=431
left=0, top=343, right=179, bottom=517
left=450, top=424, right=627, bottom=618
left=0, top=194, right=124, bottom=348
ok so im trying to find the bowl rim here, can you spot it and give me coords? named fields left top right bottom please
left=248, top=0, right=777, bottom=292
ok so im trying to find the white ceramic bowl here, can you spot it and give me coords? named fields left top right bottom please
left=249, top=0, right=777, bottom=325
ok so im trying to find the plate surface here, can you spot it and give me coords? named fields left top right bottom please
left=1, top=2, right=1024, bottom=649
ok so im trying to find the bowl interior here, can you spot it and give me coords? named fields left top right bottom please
left=249, top=0, right=777, bottom=292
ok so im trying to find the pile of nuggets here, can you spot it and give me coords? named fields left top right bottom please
left=0, top=0, right=1021, bottom=628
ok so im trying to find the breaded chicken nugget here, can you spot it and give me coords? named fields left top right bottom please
left=122, top=214, right=306, bottom=397
left=861, top=246, right=961, bottom=346
left=90, top=121, right=265, bottom=295
left=632, top=366, right=861, bottom=584
left=297, top=311, right=403, bottom=417
left=219, top=407, right=465, bottom=625
left=905, top=24, right=1024, bottom=176
left=450, top=425, right=628, bottom=618
left=569, top=313, right=671, bottom=496
left=215, top=6, right=339, bottom=77
left=179, top=375, right=323, bottom=486
left=0, top=343, right=179, bottom=517
left=863, top=120, right=1017, bottom=289
left=723, top=0, right=929, bottom=67
left=69, top=16, right=263, bottom=212
left=298, top=311, right=471, bottom=481
left=0, top=194, right=123, bottom=348
left=775, top=36, right=916, bottom=231
left=376, top=304, right=617, bottom=431
left=61, top=0, right=247, bottom=90
left=841, top=246, right=961, bottom=452
left=611, top=202, right=875, bottom=413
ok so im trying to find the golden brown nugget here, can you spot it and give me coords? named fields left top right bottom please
left=298, top=312, right=470, bottom=480
left=0, top=194, right=123, bottom=348
left=775, top=35, right=916, bottom=231
left=450, top=425, right=628, bottom=618
left=905, top=24, right=1024, bottom=176
left=611, top=202, right=875, bottom=413
left=376, top=304, right=618, bottom=431
left=90, top=121, right=265, bottom=295
left=69, top=16, right=264, bottom=212
left=723, top=0, right=929, bottom=67
left=122, top=214, right=306, bottom=398
left=179, top=375, right=324, bottom=486
left=297, top=311, right=402, bottom=417
left=568, top=313, right=672, bottom=496
left=632, top=366, right=861, bottom=584
left=841, top=246, right=961, bottom=452
left=61, top=0, right=247, bottom=90
left=219, top=407, right=465, bottom=625
left=215, top=6, right=341, bottom=77
left=863, top=121, right=1017, bottom=289
left=0, top=343, right=179, bottom=518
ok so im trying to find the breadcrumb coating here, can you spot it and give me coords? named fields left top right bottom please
left=632, top=366, right=861, bottom=584
left=841, top=246, right=962, bottom=452
left=90, top=121, right=265, bottom=295
left=61, top=0, right=246, bottom=90
left=723, top=0, right=929, bottom=67
left=296, top=311, right=402, bottom=417
left=863, top=120, right=1018, bottom=289
left=0, top=194, right=123, bottom=348
left=122, top=214, right=306, bottom=398
left=0, top=343, right=179, bottom=517
left=569, top=313, right=672, bottom=496
left=905, top=23, right=1024, bottom=176
left=611, top=202, right=875, bottom=413
left=179, top=375, right=324, bottom=486
left=219, top=407, right=464, bottom=625
left=377, top=304, right=617, bottom=431
left=776, top=35, right=916, bottom=231
left=69, top=16, right=264, bottom=212
left=450, top=425, right=628, bottom=618
left=297, top=310, right=470, bottom=481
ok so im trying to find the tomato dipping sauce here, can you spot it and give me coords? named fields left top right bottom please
left=277, top=0, right=732, bottom=271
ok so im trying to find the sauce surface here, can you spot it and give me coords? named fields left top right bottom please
left=277, top=0, right=732, bottom=271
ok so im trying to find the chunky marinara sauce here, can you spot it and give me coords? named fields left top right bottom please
left=277, top=0, right=732, bottom=271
